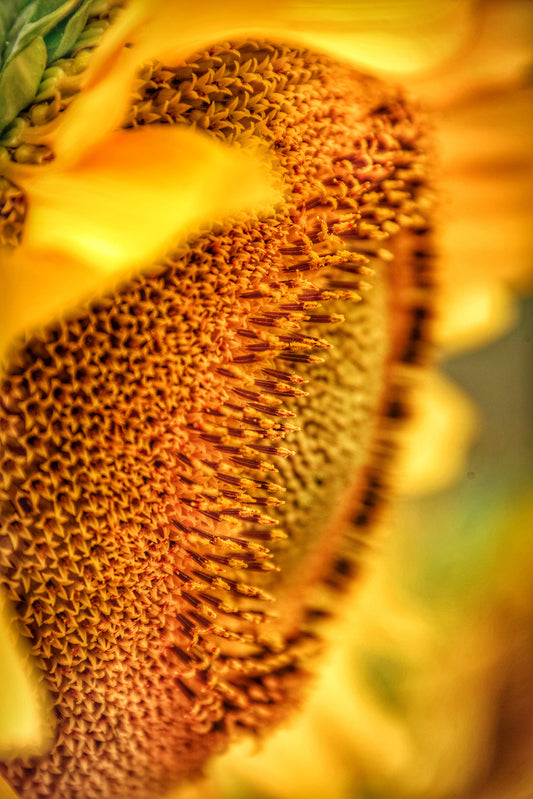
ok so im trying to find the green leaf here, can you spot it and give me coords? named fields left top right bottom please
left=2, top=2, right=41, bottom=62
left=0, top=35, right=47, bottom=135
left=2, top=0, right=81, bottom=69
left=0, top=1, right=27, bottom=57
left=44, top=0, right=93, bottom=63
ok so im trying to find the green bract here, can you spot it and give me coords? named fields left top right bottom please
left=0, top=0, right=94, bottom=135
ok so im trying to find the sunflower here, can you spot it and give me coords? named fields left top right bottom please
left=0, top=2, right=531, bottom=799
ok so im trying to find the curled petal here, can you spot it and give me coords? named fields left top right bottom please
left=120, top=0, right=476, bottom=74
left=2, top=125, right=281, bottom=364
left=17, top=125, right=281, bottom=270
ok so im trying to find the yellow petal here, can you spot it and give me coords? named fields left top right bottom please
left=0, top=595, right=52, bottom=759
left=39, top=41, right=140, bottom=166
left=1, top=125, right=281, bottom=365
left=127, top=0, right=475, bottom=74
left=438, top=85, right=533, bottom=291
left=20, top=125, right=280, bottom=270
left=270, top=0, right=475, bottom=75
left=0, top=776, right=21, bottom=799
left=395, top=373, right=479, bottom=495
left=1, top=248, right=101, bottom=371
left=437, top=280, right=516, bottom=354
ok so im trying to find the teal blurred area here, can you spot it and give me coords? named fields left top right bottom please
left=402, top=292, right=533, bottom=606
left=445, top=293, right=533, bottom=488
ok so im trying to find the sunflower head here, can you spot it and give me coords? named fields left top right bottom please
left=0, top=4, right=437, bottom=799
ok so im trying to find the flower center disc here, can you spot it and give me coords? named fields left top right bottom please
left=0, top=39, right=434, bottom=799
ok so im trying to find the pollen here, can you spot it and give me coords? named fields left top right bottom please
left=0, top=40, right=434, bottom=799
